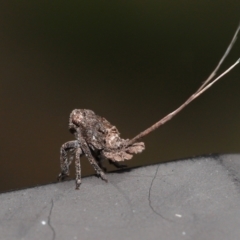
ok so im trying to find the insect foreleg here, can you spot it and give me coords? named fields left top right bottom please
left=58, top=140, right=79, bottom=181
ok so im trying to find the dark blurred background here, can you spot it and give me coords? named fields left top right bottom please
left=0, top=1, right=240, bottom=193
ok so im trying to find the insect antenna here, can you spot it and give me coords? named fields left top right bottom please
left=127, top=23, right=240, bottom=146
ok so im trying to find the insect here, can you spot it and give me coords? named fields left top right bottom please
left=57, top=109, right=145, bottom=189
left=58, top=24, right=240, bottom=189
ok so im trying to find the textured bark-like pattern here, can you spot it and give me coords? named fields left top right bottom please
left=58, top=109, right=145, bottom=189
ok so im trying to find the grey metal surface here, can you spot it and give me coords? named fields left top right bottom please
left=1, top=154, right=240, bottom=240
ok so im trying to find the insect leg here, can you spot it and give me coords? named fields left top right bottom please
left=83, top=143, right=108, bottom=182
left=74, top=129, right=108, bottom=183
left=58, top=140, right=79, bottom=181
left=90, top=149, right=107, bottom=172
left=75, top=147, right=82, bottom=189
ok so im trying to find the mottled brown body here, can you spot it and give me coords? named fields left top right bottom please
left=58, top=109, right=145, bottom=189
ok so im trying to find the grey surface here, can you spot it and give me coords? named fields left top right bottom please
left=1, top=154, right=240, bottom=240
